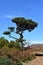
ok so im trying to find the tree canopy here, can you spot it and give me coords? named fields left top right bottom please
left=12, top=17, right=38, bottom=33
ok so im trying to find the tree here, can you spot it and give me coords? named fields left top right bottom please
left=3, top=17, right=38, bottom=50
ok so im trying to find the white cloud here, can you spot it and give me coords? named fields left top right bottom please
left=5, top=15, right=12, bottom=18
left=4, top=15, right=15, bottom=18
left=30, top=40, right=43, bottom=44
left=4, top=11, right=25, bottom=19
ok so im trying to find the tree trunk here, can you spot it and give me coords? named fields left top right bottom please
left=19, top=33, right=24, bottom=50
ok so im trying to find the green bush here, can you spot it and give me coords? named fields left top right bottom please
left=0, top=37, right=22, bottom=50
left=14, top=42, right=22, bottom=50
left=0, top=56, right=14, bottom=65
left=13, top=59, right=22, bottom=65
left=16, top=60, right=22, bottom=65
left=8, top=40, right=22, bottom=50
left=0, top=37, right=9, bottom=48
left=0, top=56, right=22, bottom=65
left=8, top=41, right=14, bottom=48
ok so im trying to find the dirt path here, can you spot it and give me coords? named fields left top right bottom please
left=23, top=56, right=43, bottom=65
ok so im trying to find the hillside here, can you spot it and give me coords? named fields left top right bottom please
left=27, top=44, right=43, bottom=54
left=31, top=44, right=43, bottom=51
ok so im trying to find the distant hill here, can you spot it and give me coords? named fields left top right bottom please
left=27, top=44, right=43, bottom=53
left=31, top=44, right=43, bottom=48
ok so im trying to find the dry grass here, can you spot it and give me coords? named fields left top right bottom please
left=0, top=47, right=35, bottom=63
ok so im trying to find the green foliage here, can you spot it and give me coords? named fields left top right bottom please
left=8, top=27, right=14, bottom=32
left=0, top=56, right=22, bottom=65
left=0, top=37, right=9, bottom=48
left=6, top=53, right=22, bottom=65
left=15, top=60, right=22, bottom=65
left=12, top=17, right=38, bottom=32
left=0, top=37, right=22, bottom=50
left=0, top=56, right=14, bottom=65
left=8, top=41, right=15, bottom=48
left=14, top=40, right=22, bottom=50
left=3, top=31, right=11, bottom=35
left=8, top=40, right=22, bottom=50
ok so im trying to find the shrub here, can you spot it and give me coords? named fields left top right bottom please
left=0, top=56, right=23, bottom=65
left=6, top=53, right=22, bottom=65
left=14, top=42, right=22, bottom=50
left=0, top=37, right=9, bottom=48
left=8, top=40, right=22, bottom=50
left=8, top=42, right=14, bottom=48
left=0, top=56, right=14, bottom=65
left=16, top=60, right=22, bottom=65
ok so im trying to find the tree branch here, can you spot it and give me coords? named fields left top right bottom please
left=9, top=34, right=18, bottom=39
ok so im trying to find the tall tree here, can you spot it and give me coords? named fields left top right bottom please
left=3, top=17, right=38, bottom=50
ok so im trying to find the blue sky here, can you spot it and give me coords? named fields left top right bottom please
left=0, top=0, right=43, bottom=44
